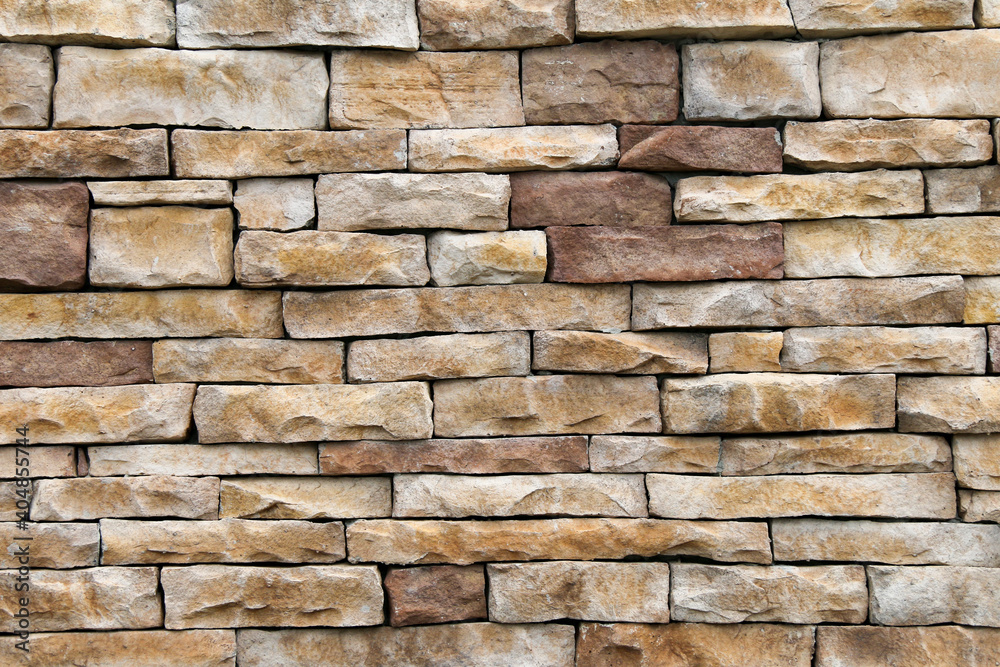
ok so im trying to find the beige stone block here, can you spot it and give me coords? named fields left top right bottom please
left=0, top=0, right=175, bottom=47
left=25, top=629, right=237, bottom=667
left=981, top=0, right=1000, bottom=24
left=32, top=475, right=219, bottom=521
left=954, top=435, right=1000, bottom=490
left=428, top=231, right=545, bottom=286
left=234, top=178, right=314, bottom=231
left=0, top=446, right=76, bottom=478
left=816, top=626, right=1000, bottom=667
left=960, top=490, right=1000, bottom=522
left=0, top=128, right=168, bottom=178
left=88, top=443, right=316, bottom=477
left=347, top=332, right=529, bottom=382
left=898, top=376, right=1000, bottom=432
left=709, top=332, right=783, bottom=372
left=419, top=0, right=573, bottom=50
left=220, top=477, right=391, bottom=519
left=575, top=0, right=796, bottom=38
left=89, top=180, right=232, bottom=206
left=927, top=165, right=1000, bottom=214
left=154, top=339, right=344, bottom=384
left=534, top=331, right=708, bottom=374
left=869, top=566, right=1000, bottom=626
left=0, top=522, right=98, bottom=568
left=791, top=0, right=973, bottom=36
left=0, top=44, right=52, bottom=128
left=589, top=435, right=720, bottom=473
left=966, top=276, right=1000, bottom=323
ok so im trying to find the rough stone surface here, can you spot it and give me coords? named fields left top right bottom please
left=575, top=0, right=796, bottom=39
left=235, top=230, right=428, bottom=287
left=419, top=0, right=574, bottom=50
left=632, top=276, right=965, bottom=329
left=966, top=277, right=1000, bottom=323
left=547, top=223, right=784, bottom=283
left=348, top=332, right=530, bottom=382
left=428, top=231, right=545, bottom=286
left=780, top=326, right=986, bottom=373
left=773, top=519, right=1000, bottom=566
left=619, top=125, right=783, bottom=173
left=177, top=0, right=419, bottom=49
left=385, top=565, right=486, bottom=626
left=815, top=626, right=1000, bottom=667
left=0, top=522, right=98, bottom=569
left=926, top=165, right=1000, bottom=214
left=220, top=477, right=391, bottom=519
left=868, top=566, right=1000, bottom=626
left=954, top=435, right=1000, bottom=490
left=237, top=624, right=575, bottom=667
left=662, top=373, right=895, bottom=434
left=347, top=518, right=771, bottom=565
left=90, top=180, right=233, bottom=207
left=161, top=565, right=384, bottom=629
left=0, top=446, right=75, bottom=479
left=821, top=29, right=1000, bottom=118
left=25, top=629, right=237, bottom=667
left=317, top=172, right=509, bottom=232
left=961, top=490, right=1000, bottom=522
left=683, top=41, right=820, bottom=121
left=784, top=119, right=992, bottom=170
left=898, top=377, right=1000, bottom=433
left=32, top=475, right=219, bottom=520
left=790, top=0, right=973, bottom=36
left=320, top=437, right=589, bottom=475
left=172, top=129, right=406, bottom=178
left=0, top=341, right=152, bottom=387
left=234, top=178, right=314, bottom=231
left=284, top=284, right=630, bottom=338
left=989, top=326, right=1000, bottom=373
left=522, top=40, right=678, bottom=125
left=0, top=567, right=161, bottom=631
left=721, top=433, right=952, bottom=475
left=193, top=383, right=432, bottom=443
left=153, top=339, right=344, bottom=384
left=55, top=47, right=328, bottom=130
left=434, top=375, right=660, bottom=437
left=393, top=473, right=648, bottom=518
left=329, top=50, right=522, bottom=129
left=488, top=562, right=671, bottom=622
left=589, top=435, right=720, bottom=473
left=89, top=207, right=234, bottom=288
left=709, top=332, right=783, bottom=372
left=100, top=518, right=346, bottom=564
left=0, top=129, right=168, bottom=178
left=674, top=170, right=924, bottom=222
left=510, top=171, right=672, bottom=228
left=88, top=443, right=317, bottom=477
left=0, top=384, right=194, bottom=445
left=0, top=0, right=175, bottom=47
left=648, top=473, right=956, bottom=519
left=533, top=331, right=708, bottom=374
left=409, top=125, right=619, bottom=172
left=0, top=44, right=53, bottom=128
left=0, top=181, right=89, bottom=290
left=981, top=0, right=1000, bottom=24
left=671, top=564, right=868, bottom=624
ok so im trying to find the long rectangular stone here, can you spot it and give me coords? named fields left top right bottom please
left=101, top=519, right=346, bottom=565
left=427, top=230, right=546, bottom=286
left=532, top=331, right=708, bottom=374
left=790, top=0, right=974, bottom=36
left=419, top=0, right=573, bottom=50
left=927, top=165, right=1000, bottom=214
left=773, top=519, right=1000, bottom=566
left=647, top=473, right=956, bottom=519
left=954, top=435, right=1000, bottom=490
left=619, top=125, right=783, bottom=173
left=816, top=626, right=1000, bottom=667
left=393, top=473, right=647, bottom=518
left=960, top=490, right=1000, bottom=522
left=0, top=290, right=283, bottom=340
left=320, top=437, right=589, bottom=475
left=284, top=284, right=631, bottom=338
left=671, top=564, right=867, bottom=624
left=662, top=373, right=895, bottom=434
left=172, top=129, right=407, bottom=178
left=488, top=562, right=671, bottom=623
left=547, top=223, right=783, bottom=283
left=674, top=170, right=924, bottom=222
left=434, top=375, right=661, bottom=437
left=0, top=384, right=194, bottom=445
left=590, top=436, right=720, bottom=473
left=25, top=630, right=237, bottom=667
left=221, top=477, right=390, bottom=520
left=709, top=331, right=783, bottom=372
left=0, top=0, right=175, bottom=47
left=153, top=339, right=344, bottom=384
left=348, top=332, right=530, bottom=382
left=346, top=518, right=772, bottom=564
left=632, top=276, right=965, bottom=329
left=869, top=566, right=1000, bottom=626
left=0, top=523, right=98, bottom=568
left=32, top=475, right=219, bottom=520
left=162, top=565, right=383, bottom=629
left=0, top=44, right=52, bottom=129
left=898, top=377, right=1000, bottom=433
left=721, top=433, right=952, bottom=475
left=821, top=29, right=1000, bottom=117
left=0, top=446, right=75, bottom=479
left=0, top=341, right=153, bottom=387
left=55, top=47, right=328, bottom=130
left=193, top=383, right=433, bottom=443
left=575, top=0, right=796, bottom=39
left=0, top=129, right=168, bottom=178
left=88, top=443, right=317, bottom=477
left=88, top=180, right=233, bottom=206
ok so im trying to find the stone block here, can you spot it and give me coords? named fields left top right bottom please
left=589, top=435, right=720, bottom=473
left=619, top=125, right=783, bottom=173
left=533, top=331, right=708, bottom=374
left=927, top=165, right=1000, bottom=214
left=0, top=44, right=52, bottom=128
left=815, top=626, right=1000, bottom=667
left=419, top=0, right=573, bottom=50
left=234, top=178, right=314, bottom=231
left=0, top=129, right=168, bottom=178
left=32, top=475, right=219, bottom=520
left=967, top=277, right=1000, bottom=323
left=790, top=0, right=973, bottom=36
left=153, top=339, right=344, bottom=384
left=0, top=0, right=175, bottom=46
left=954, top=435, right=1000, bottom=490
left=89, top=180, right=233, bottom=207
left=385, top=565, right=486, bottom=626
left=0, top=523, right=98, bottom=568
left=709, top=332, right=783, bottom=372
left=88, top=443, right=317, bottom=477
left=575, top=0, right=796, bottom=39
left=869, top=566, right=1000, bottom=626
left=220, top=477, right=391, bottom=519
left=428, top=231, right=546, bottom=286
left=0, top=446, right=75, bottom=479
left=960, top=490, right=1000, bottom=522
left=347, top=332, right=530, bottom=382
left=898, top=376, right=1000, bottom=432
left=24, top=630, right=237, bottom=667
left=0, top=341, right=152, bottom=388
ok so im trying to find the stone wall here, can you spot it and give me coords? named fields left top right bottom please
left=2, top=0, right=1000, bottom=664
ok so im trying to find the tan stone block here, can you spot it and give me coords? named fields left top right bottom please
left=428, top=231, right=545, bottom=286
left=791, top=0, right=973, bottom=36
left=960, top=490, right=1000, bottom=522
left=88, top=443, right=317, bottom=477
left=55, top=47, right=328, bottom=130
left=647, top=473, right=956, bottom=519
left=419, top=0, right=573, bottom=50
left=393, top=473, right=647, bottom=518
left=589, top=436, right=720, bottom=473
left=385, top=565, right=486, bottom=626
left=100, top=518, right=346, bottom=565
left=234, top=178, right=314, bottom=231
left=409, top=125, right=618, bottom=172
left=675, top=170, right=924, bottom=222
left=721, top=432, right=952, bottom=475
left=0, top=44, right=52, bottom=128
left=954, top=435, right=1000, bottom=490
left=534, top=331, right=708, bottom=374
left=347, top=332, right=529, bottom=382
left=0, top=567, right=161, bottom=631
left=709, top=332, right=783, bottom=373
left=162, top=565, right=383, bottom=629
left=32, top=475, right=219, bottom=520
left=89, top=180, right=232, bottom=207
left=575, top=0, right=796, bottom=39
left=816, top=626, right=1000, bottom=667
left=0, top=522, right=98, bottom=568
left=434, top=375, right=661, bottom=437
left=672, top=564, right=867, bottom=624
left=927, top=165, right=1000, bottom=214
left=0, top=0, right=175, bottom=47
left=220, top=477, right=391, bottom=519
left=966, top=276, right=1000, bottom=323
left=898, top=376, right=1000, bottom=432
left=633, top=276, right=965, bottom=329
left=784, top=119, right=992, bottom=171
left=347, top=518, right=771, bottom=565
left=0, top=384, right=194, bottom=445
left=154, top=339, right=344, bottom=384
left=0, top=446, right=75, bottom=479
left=683, top=41, right=820, bottom=121
left=0, top=482, right=21, bottom=521
left=0, top=128, right=168, bottom=178
left=194, top=383, right=433, bottom=443
left=488, top=562, right=671, bottom=622
left=869, top=566, right=1000, bottom=626
left=25, top=629, right=237, bottom=667
left=981, top=0, right=1000, bottom=24
left=284, top=284, right=630, bottom=338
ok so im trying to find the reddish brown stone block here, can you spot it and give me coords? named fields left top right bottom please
left=547, top=223, right=784, bottom=283
left=0, top=341, right=153, bottom=387
left=385, top=565, right=487, bottom=627
left=619, top=125, right=784, bottom=173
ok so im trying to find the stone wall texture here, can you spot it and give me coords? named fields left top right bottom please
left=1, top=1, right=998, bottom=665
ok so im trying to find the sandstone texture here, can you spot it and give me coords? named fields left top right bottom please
left=0, top=522, right=98, bottom=568
left=428, top=231, right=546, bottom=285
left=954, top=435, right=1000, bottom=490
left=385, top=565, right=486, bottom=626
left=88, top=443, right=317, bottom=477
left=32, top=475, right=219, bottom=520
left=589, top=435, right=720, bottom=473
left=89, top=179, right=233, bottom=207
left=981, top=0, right=1000, bottom=24
left=234, top=178, right=314, bottom=231
left=898, top=377, right=1000, bottom=432
left=220, top=477, right=391, bottom=519
left=533, top=331, right=708, bottom=374
left=419, top=0, right=574, bottom=50
left=619, top=125, right=783, bottom=173
left=961, top=490, right=1000, bottom=522
left=0, top=446, right=75, bottom=478
left=709, top=332, right=783, bottom=372
left=0, top=129, right=168, bottom=178
left=347, top=332, right=530, bottom=382
left=24, top=629, right=237, bottom=667
left=153, top=339, right=344, bottom=384
left=926, top=165, right=1000, bottom=214
left=815, top=626, right=1000, bottom=667
left=869, top=566, right=1000, bottom=626
left=966, top=277, right=1000, bottom=323
left=790, top=0, right=973, bottom=36
left=575, top=0, right=796, bottom=39
left=0, top=0, right=175, bottom=47
left=0, top=44, right=53, bottom=128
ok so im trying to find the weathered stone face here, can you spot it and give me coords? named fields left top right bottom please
left=0, top=523, right=98, bottom=569
left=966, top=277, right=1000, bottom=323
left=960, top=490, right=1000, bottom=522
left=790, top=0, right=973, bottom=36
left=193, top=383, right=433, bottom=443
left=0, top=0, right=176, bottom=47
left=489, top=562, right=671, bottom=623
left=0, top=44, right=52, bottom=128
left=32, top=475, right=219, bottom=520
left=234, top=178, right=314, bottom=231
left=868, top=565, right=1000, bottom=626
left=161, top=565, right=384, bottom=629
left=0, top=446, right=75, bottom=478
left=589, top=435, right=720, bottom=473
left=347, top=332, right=530, bottom=382
left=954, top=435, right=1000, bottom=490
left=177, top=0, right=419, bottom=49
left=220, top=477, right=391, bottom=519
left=346, top=518, right=771, bottom=565
left=533, top=331, right=708, bottom=375
left=926, top=165, right=1000, bottom=214
left=575, top=0, right=796, bottom=39
left=815, top=626, right=1000, bottom=667
left=619, top=125, right=783, bottom=173
left=26, top=629, right=238, bottom=667
left=647, top=473, right=956, bottom=519
left=898, top=377, right=1000, bottom=433
left=385, top=565, right=487, bottom=626
left=0, top=129, right=168, bottom=178
left=821, top=29, right=1000, bottom=118
left=428, top=231, right=546, bottom=286
left=419, top=0, right=574, bottom=50
left=153, top=339, right=344, bottom=384
left=709, top=332, right=783, bottom=372
left=329, top=50, right=522, bottom=129
left=89, top=180, right=233, bottom=207
left=88, top=443, right=315, bottom=477
left=981, top=0, right=1000, bottom=24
